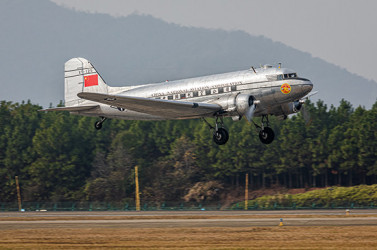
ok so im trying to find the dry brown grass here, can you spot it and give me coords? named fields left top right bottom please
left=1, top=226, right=377, bottom=249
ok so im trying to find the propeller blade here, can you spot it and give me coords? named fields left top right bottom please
left=301, top=105, right=312, bottom=126
left=298, top=91, right=317, bottom=126
left=301, top=91, right=318, bottom=101
left=245, top=104, right=256, bottom=122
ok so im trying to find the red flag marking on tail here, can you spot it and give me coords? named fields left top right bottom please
left=84, top=74, right=98, bottom=87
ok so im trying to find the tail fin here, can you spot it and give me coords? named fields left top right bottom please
left=64, top=57, right=108, bottom=107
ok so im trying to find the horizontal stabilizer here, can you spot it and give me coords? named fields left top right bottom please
left=39, top=105, right=99, bottom=112
left=77, top=92, right=221, bottom=118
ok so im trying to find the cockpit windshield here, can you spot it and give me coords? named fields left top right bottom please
left=277, top=73, right=297, bottom=80
left=284, top=73, right=297, bottom=78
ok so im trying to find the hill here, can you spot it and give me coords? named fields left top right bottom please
left=0, top=0, right=376, bottom=108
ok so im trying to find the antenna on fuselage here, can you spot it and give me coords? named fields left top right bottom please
left=251, top=66, right=257, bottom=74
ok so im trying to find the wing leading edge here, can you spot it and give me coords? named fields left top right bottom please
left=77, top=92, right=221, bottom=119
left=40, top=105, right=99, bottom=112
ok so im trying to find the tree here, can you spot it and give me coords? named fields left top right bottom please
left=1, top=101, right=41, bottom=201
left=2, top=97, right=377, bottom=203
left=85, top=131, right=134, bottom=202
left=358, top=103, right=377, bottom=183
left=143, top=135, right=201, bottom=203
left=28, top=111, right=94, bottom=201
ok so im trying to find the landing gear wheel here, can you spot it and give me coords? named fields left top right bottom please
left=94, top=117, right=107, bottom=130
left=259, top=127, right=275, bottom=144
left=94, top=121, right=102, bottom=130
left=213, top=128, right=229, bottom=145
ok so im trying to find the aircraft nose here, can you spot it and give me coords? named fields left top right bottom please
left=301, top=81, right=313, bottom=95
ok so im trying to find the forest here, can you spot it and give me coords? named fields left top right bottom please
left=0, top=99, right=377, bottom=204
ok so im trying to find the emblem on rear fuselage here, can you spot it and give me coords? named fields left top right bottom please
left=280, top=83, right=291, bottom=94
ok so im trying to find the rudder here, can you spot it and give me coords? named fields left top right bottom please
left=64, top=57, right=108, bottom=107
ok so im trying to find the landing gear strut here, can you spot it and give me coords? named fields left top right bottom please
left=94, top=117, right=107, bottom=130
left=202, top=117, right=229, bottom=145
left=253, top=115, right=275, bottom=144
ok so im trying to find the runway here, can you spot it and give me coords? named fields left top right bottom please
left=1, top=210, right=376, bottom=229
left=1, top=210, right=377, bottom=249
left=1, top=217, right=377, bottom=228
left=2, top=209, right=377, bottom=217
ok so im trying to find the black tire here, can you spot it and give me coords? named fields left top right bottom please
left=259, top=127, right=275, bottom=144
left=213, top=128, right=229, bottom=145
left=94, top=121, right=102, bottom=130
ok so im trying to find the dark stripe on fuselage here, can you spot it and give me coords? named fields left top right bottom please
left=151, top=78, right=308, bottom=101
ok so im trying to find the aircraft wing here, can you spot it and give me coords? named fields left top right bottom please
left=77, top=92, right=221, bottom=118
left=40, top=105, right=99, bottom=112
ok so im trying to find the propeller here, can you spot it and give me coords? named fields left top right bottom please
left=300, top=102, right=312, bottom=126
left=245, top=103, right=256, bottom=122
left=297, top=91, right=318, bottom=126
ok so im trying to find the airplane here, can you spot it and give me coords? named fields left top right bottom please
left=42, top=57, right=313, bottom=145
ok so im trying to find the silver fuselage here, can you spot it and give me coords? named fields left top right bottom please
left=78, top=66, right=313, bottom=120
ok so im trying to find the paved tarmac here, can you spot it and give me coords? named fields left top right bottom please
left=1, top=209, right=377, bottom=217
left=1, top=210, right=376, bottom=229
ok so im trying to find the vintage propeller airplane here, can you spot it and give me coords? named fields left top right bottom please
left=42, top=58, right=313, bottom=145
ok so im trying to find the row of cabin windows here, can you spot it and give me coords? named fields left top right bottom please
left=155, top=85, right=237, bottom=100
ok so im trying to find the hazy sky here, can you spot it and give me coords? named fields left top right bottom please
left=51, top=0, right=377, bottom=82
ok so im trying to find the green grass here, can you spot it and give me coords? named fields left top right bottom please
left=233, top=184, right=377, bottom=209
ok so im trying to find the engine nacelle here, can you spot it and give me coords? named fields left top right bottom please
left=213, top=93, right=255, bottom=117
left=235, top=94, right=255, bottom=116
left=280, top=100, right=302, bottom=115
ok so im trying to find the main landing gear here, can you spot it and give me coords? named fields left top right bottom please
left=94, top=117, right=107, bottom=130
left=203, top=115, right=275, bottom=145
left=253, top=115, right=275, bottom=144
left=202, top=117, right=229, bottom=145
